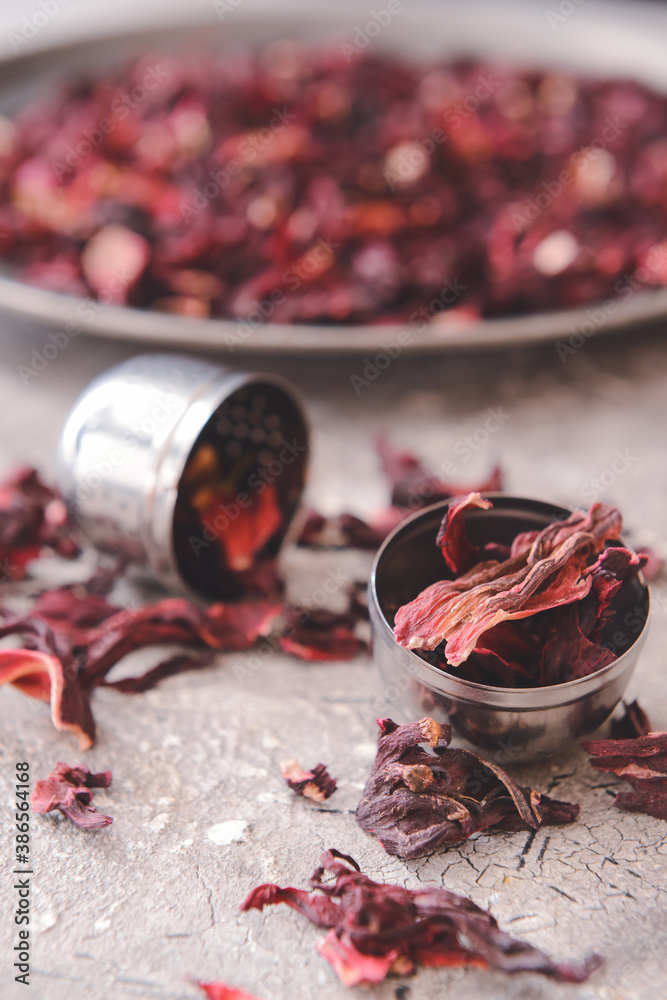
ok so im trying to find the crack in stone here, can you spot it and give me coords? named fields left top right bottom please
left=536, top=834, right=550, bottom=867
left=549, top=884, right=578, bottom=903
left=516, top=829, right=537, bottom=869
left=194, top=863, right=215, bottom=932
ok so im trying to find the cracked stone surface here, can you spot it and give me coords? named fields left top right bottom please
left=1, top=319, right=667, bottom=1000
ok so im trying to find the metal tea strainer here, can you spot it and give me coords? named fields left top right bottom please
left=57, top=353, right=309, bottom=599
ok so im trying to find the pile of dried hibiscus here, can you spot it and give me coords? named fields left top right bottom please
left=394, top=492, right=646, bottom=686
left=1, top=48, right=667, bottom=327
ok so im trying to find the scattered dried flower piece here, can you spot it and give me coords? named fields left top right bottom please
left=0, top=467, right=78, bottom=580
left=296, top=507, right=405, bottom=550
left=356, top=718, right=579, bottom=858
left=280, top=606, right=366, bottom=662
left=610, top=699, right=651, bottom=740
left=281, top=760, right=337, bottom=801
left=31, top=762, right=112, bottom=829
left=583, top=732, right=667, bottom=820
left=0, top=585, right=281, bottom=747
left=634, top=545, right=663, bottom=581
left=241, top=849, right=601, bottom=987
left=377, top=438, right=503, bottom=511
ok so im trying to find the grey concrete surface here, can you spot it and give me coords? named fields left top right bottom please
left=0, top=318, right=666, bottom=1000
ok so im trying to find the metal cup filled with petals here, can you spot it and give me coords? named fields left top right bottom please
left=369, top=494, right=651, bottom=762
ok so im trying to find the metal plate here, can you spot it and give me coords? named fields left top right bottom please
left=1, top=0, right=666, bottom=356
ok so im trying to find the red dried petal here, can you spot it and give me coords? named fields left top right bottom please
left=240, top=850, right=601, bottom=985
left=0, top=649, right=95, bottom=749
left=435, top=492, right=492, bottom=573
left=32, top=762, right=112, bottom=829
left=281, top=760, right=337, bottom=801
left=584, top=732, right=667, bottom=819
left=610, top=699, right=651, bottom=740
left=280, top=606, right=366, bottom=662
left=0, top=466, right=78, bottom=579
left=394, top=498, right=628, bottom=676
left=356, top=717, right=579, bottom=858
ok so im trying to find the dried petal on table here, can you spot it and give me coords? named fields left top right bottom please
left=240, top=849, right=601, bottom=987
left=0, top=581, right=281, bottom=747
left=376, top=437, right=503, bottom=510
left=0, top=648, right=96, bottom=749
left=296, top=506, right=405, bottom=550
left=0, top=466, right=78, bottom=581
left=356, top=718, right=579, bottom=858
left=583, top=731, right=667, bottom=820
left=280, top=605, right=367, bottom=662
left=32, top=762, right=112, bottom=829
left=610, top=699, right=651, bottom=740
left=281, top=759, right=337, bottom=801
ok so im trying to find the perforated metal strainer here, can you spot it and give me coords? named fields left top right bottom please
left=57, top=353, right=309, bottom=599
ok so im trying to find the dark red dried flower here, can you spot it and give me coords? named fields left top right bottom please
left=280, top=605, right=366, bottom=662
left=583, top=731, right=667, bottom=820
left=4, top=50, right=666, bottom=330
left=296, top=506, right=405, bottom=550
left=297, top=442, right=503, bottom=553
left=356, top=718, right=579, bottom=858
left=281, top=760, right=337, bottom=801
left=377, top=438, right=503, bottom=511
left=395, top=495, right=644, bottom=687
left=31, top=762, right=112, bottom=829
left=634, top=545, right=663, bottom=581
left=0, top=467, right=78, bottom=581
left=610, top=699, right=651, bottom=740
left=241, top=849, right=601, bottom=987
left=0, top=585, right=281, bottom=747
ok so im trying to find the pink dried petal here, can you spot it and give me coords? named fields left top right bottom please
left=80, top=224, right=149, bottom=302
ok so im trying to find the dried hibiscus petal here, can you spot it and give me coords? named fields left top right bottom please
left=583, top=732, right=667, bottom=820
left=394, top=495, right=639, bottom=685
left=356, top=718, right=579, bottom=858
left=610, top=699, right=651, bottom=740
left=280, top=605, right=366, bottom=662
left=281, top=760, right=337, bottom=801
left=0, top=466, right=78, bottom=580
left=296, top=506, right=405, bottom=550
left=0, top=648, right=96, bottom=749
left=241, top=849, right=601, bottom=987
left=0, top=581, right=281, bottom=747
left=32, top=762, right=112, bottom=829
left=377, top=438, right=503, bottom=511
